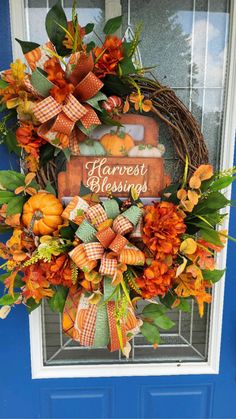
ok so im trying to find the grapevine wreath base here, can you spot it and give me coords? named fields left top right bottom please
left=0, top=1, right=234, bottom=355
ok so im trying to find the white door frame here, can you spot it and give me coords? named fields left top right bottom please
left=8, top=0, right=236, bottom=379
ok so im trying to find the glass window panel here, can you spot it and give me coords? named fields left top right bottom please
left=23, top=0, right=230, bottom=366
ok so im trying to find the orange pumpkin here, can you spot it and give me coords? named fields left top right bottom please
left=22, top=192, right=63, bottom=236
left=100, top=130, right=135, bottom=156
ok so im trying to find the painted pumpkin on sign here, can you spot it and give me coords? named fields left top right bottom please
left=128, top=144, right=165, bottom=158
left=79, top=139, right=106, bottom=156
left=22, top=192, right=63, bottom=236
left=100, top=130, right=135, bottom=156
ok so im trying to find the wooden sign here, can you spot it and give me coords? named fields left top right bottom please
left=58, top=156, right=167, bottom=198
left=58, top=115, right=170, bottom=199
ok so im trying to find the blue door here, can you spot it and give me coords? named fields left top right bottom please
left=1, top=0, right=236, bottom=418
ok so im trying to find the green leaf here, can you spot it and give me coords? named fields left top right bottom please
left=0, top=225, right=12, bottom=234
left=86, top=92, right=107, bottom=111
left=0, top=79, right=8, bottom=88
left=200, top=177, right=214, bottom=192
left=199, top=226, right=223, bottom=246
left=177, top=298, right=191, bottom=312
left=195, top=192, right=230, bottom=214
left=45, top=182, right=56, bottom=195
left=0, top=171, right=25, bottom=190
left=142, top=303, right=167, bottom=319
left=210, top=176, right=235, bottom=191
left=99, top=111, right=123, bottom=127
left=0, top=272, right=23, bottom=288
left=14, top=275, right=24, bottom=288
left=45, top=0, right=68, bottom=56
left=40, top=143, right=55, bottom=166
left=6, top=196, right=26, bottom=216
left=0, top=273, right=12, bottom=283
left=84, top=23, right=94, bottom=34
left=103, top=75, right=131, bottom=96
left=60, top=225, right=75, bottom=240
left=86, top=41, right=96, bottom=53
left=26, top=298, right=41, bottom=313
left=31, top=68, right=55, bottom=97
left=48, top=286, right=68, bottom=313
left=202, top=268, right=226, bottom=283
left=15, top=38, right=40, bottom=54
left=140, top=322, right=160, bottom=345
left=103, top=15, right=122, bottom=35
left=79, top=182, right=92, bottom=196
left=160, top=292, right=177, bottom=308
left=0, top=103, right=7, bottom=112
left=122, top=41, right=132, bottom=57
left=63, top=147, right=72, bottom=162
left=154, top=314, right=175, bottom=330
left=118, top=58, right=136, bottom=76
left=5, top=131, right=21, bottom=156
left=0, top=191, right=15, bottom=204
left=0, top=293, right=20, bottom=306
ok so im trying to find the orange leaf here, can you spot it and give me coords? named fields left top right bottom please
left=177, top=189, right=187, bottom=200
left=123, top=96, right=130, bottom=113
left=187, top=190, right=199, bottom=205
left=181, top=199, right=194, bottom=212
left=14, top=186, right=24, bottom=195
left=193, top=164, right=213, bottom=181
left=189, top=175, right=201, bottom=189
left=25, top=172, right=36, bottom=186
left=8, top=271, right=18, bottom=298
left=25, top=187, right=37, bottom=196
left=142, top=99, right=152, bottom=112
left=5, top=213, right=21, bottom=227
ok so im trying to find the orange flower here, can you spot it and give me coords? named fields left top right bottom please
left=136, top=260, right=176, bottom=298
left=43, top=254, right=74, bottom=288
left=124, top=93, right=152, bottom=113
left=174, top=272, right=212, bottom=317
left=62, top=21, right=86, bottom=51
left=44, top=58, right=74, bottom=103
left=16, top=123, right=45, bottom=157
left=25, top=154, right=39, bottom=173
left=22, top=263, right=54, bottom=303
left=188, top=237, right=224, bottom=270
left=0, top=60, right=27, bottom=106
left=143, top=201, right=186, bottom=260
left=94, top=36, right=124, bottom=79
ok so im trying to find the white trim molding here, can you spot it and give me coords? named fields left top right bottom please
left=9, top=0, right=236, bottom=379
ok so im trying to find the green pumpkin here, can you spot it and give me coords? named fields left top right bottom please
left=79, top=139, right=106, bottom=156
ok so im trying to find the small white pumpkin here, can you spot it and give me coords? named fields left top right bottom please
left=128, top=144, right=165, bottom=158
left=79, top=139, right=106, bottom=156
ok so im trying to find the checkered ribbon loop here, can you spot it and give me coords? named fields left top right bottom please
left=31, top=50, right=104, bottom=150
left=33, top=94, right=87, bottom=136
left=64, top=197, right=144, bottom=354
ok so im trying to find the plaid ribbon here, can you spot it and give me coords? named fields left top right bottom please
left=99, top=256, right=117, bottom=276
left=77, top=304, right=98, bottom=347
left=84, top=242, right=104, bottom=260
left=62, top=289, right=81, bottom=339
left=107, top=301, right=126, bottom=352
left=86, top=204, right=108, bottom=227
left=109, top=234, right=128, bottom=253
left=64, top=198, right=144, bottom=352
left=113, top=215, right=133, bottom=235
left=30, top=50, right=103, bottom=151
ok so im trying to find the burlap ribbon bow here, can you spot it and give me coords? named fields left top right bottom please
left=62, top=197, right=144, bottom=354
left=24, top=42, right=103, bottom=150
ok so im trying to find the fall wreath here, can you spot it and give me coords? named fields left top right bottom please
left=0, top=1, right=234, bottom=355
